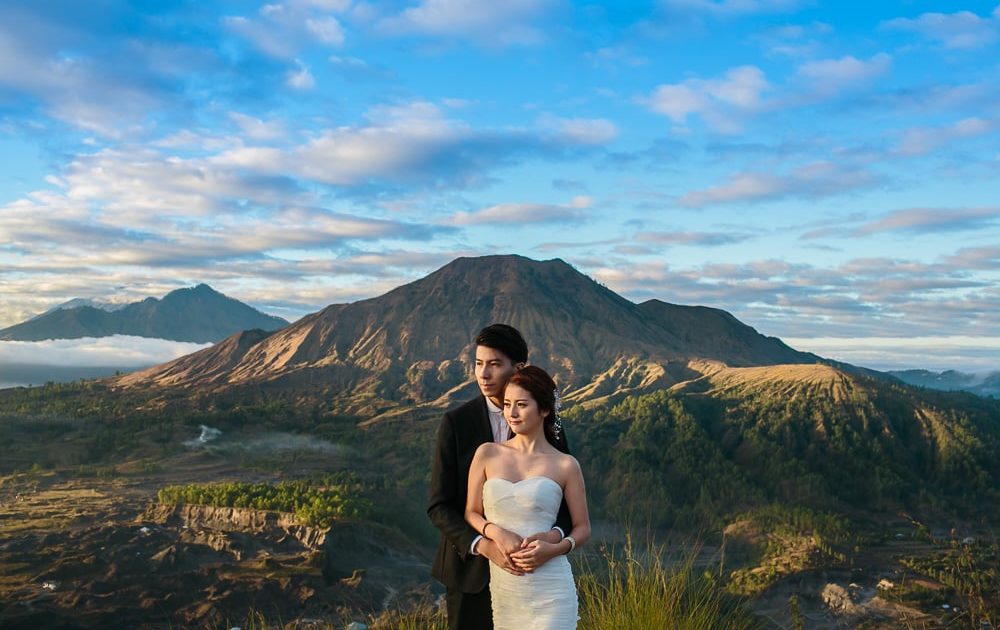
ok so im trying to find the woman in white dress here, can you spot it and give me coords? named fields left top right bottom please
left=465, top=366, right=591, bottom=630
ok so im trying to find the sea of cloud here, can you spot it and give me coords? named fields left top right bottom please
left=782, top=335, right=1000, bottom=373
left=0, top=335, right=211, bottom=388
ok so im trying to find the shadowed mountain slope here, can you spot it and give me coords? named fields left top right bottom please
left=0, top=285, right=288, bottom=343
left=887, top=368, right=1000, bottom=398
left=114, top=256, right=821, bottom=412
left=567, top=361, right=1000, bottom=528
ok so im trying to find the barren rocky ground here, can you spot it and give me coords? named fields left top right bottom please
left=0, top=451, right=436, bottom=629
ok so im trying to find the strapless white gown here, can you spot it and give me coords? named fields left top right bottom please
left=483, top=476, right=578, bottom=629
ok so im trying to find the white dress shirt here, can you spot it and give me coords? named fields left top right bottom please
left=486, top=396, right=509, bottom=443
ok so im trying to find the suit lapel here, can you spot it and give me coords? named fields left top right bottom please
left=474, top=395, right=494, bottom=445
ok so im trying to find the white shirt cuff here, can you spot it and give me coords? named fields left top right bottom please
left=552, top=526, right=565, bottom=539
left=470, top=534, right=484, bottom=555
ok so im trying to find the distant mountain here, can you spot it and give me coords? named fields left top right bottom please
left=887, top=368, right=1000, bottom=398
left=36, top=297, right=130, bottom=317
left=115, top=255, right=821, bottom=413
left=0, top=284, right=288, bottom=344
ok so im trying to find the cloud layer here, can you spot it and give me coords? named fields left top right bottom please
left=0, top=335, right=210, bottom=369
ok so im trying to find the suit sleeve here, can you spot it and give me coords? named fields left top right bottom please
left=427, top=412, right=477, bottom=561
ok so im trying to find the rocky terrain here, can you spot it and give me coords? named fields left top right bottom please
left=0, top=453, right=434, bottom=629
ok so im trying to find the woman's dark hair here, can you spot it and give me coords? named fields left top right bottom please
left=475, top=324, right=528, bottom=364
left=506, top=365, right=569, bottom=453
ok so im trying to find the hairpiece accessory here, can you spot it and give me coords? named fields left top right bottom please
left=552, top=388, right=563, bottom=439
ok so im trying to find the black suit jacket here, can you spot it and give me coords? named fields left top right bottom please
left=428, top=395, right=573, bottom=593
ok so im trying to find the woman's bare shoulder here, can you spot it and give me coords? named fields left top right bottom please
left=474, top=442, right=500, bottom=458
left=556, top=452, right=582, bottom=475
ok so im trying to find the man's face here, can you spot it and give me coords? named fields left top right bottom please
left=475, top=345, right=519, bottom=400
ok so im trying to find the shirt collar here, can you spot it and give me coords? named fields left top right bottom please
left=485, top=396, right=502, bottom=414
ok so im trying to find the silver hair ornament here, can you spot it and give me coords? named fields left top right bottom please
left=553, top=389, right=563, bottom=439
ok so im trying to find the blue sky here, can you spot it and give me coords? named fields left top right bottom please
left=1, top=0, right=999, bottom=372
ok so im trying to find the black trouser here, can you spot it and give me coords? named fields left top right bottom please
left=445, top=585, right=493, bottom=630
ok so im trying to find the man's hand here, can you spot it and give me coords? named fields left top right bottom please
left=477, top=538, right=524, bottom=576
left=522, top=529, right=563, bottom=546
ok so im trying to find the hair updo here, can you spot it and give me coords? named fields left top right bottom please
left=506, top=365, right=568, bottom=453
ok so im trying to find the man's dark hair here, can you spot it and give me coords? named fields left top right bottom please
left=475, top=324, right=528, bottom=364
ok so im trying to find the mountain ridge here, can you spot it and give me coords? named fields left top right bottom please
left=0, top=284, right=288, bottom=344
left=887, top=368, right=1000, bottom=398
left=114, top=255, right=824, bottom=413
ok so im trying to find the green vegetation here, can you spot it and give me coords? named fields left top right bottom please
left=367, top=605, right=448, bottom=630
left=215, top=538, right=756, bottom=630
left=157, top=476, right=373, bottom=527
left=897, top=541, right=1000, bottom=625
left=723, top=505, right=851, bottom=595
left=563, top=381, right=1000, bottom=530
left=577, top=537, right=761, bottom=629
left=788, top=594, right=804, bottom=630
left=564, top=390, right=762, bottom=529
left=5, top=368, right=1000, bottom=530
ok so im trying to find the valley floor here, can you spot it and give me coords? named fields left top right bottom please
left=0, top=450, right=993, bottom=629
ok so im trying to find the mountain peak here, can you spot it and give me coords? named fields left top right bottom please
left=115, top=254, right=817, bottom=410
left=0, top=284, right=287, bottom=343
left=413, top=255, right=605, bottom=299
left=462, top=254, right=574, bottom=273
left=165, top=283, right=224, bottom=299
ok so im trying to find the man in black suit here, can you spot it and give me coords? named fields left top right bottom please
left=428, top=324, right=572, bottom=629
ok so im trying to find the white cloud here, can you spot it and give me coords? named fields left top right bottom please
left=541, top=116, right=620, bottom=145
left=0, top=336, right=211, bottom=368
left=229, top=112, right=288, bottom=141
left=679, top=172, right=783, bottom=206
left=224, top=1, right=348, bottom=59
left=679, top=162, right=879, bottom=207
left=287, top=61, right=316, bottom=90
left=581, top=251, right=1000, bottom=358
left=782, top=336, right=1000, bottom=372
left=0, top=25, right=165, bottom=136
left=883, top=7, right=1000, bottom=50
left=377, top=0, right=555, bottom=46
left=854, top=207, right=1000, bottom=236
left=643, top=54, right=895, bottom=131
left=660, top=0, right=804, bottom=16
left=644, top=66, right=769, bottom=132
left=448, top=196, right=592, bottom=226
left=297, top=0, right=352, bottom=10
left=893, top=117, right=1000, bottom=156
left=291, top=102, right=466, bottom=185
left=634, top=230, right=754, bottom=246
left=306, top=16, right=346, bottom=45
left=796, top=53, right=891, bottom=95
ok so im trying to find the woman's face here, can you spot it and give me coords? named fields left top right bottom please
left=503, top=383, right=549, bottom=436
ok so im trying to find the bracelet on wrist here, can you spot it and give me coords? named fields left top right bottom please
left=482, top=521, right=495, bottom=538
left=564, top=535, right=577, bottom=554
